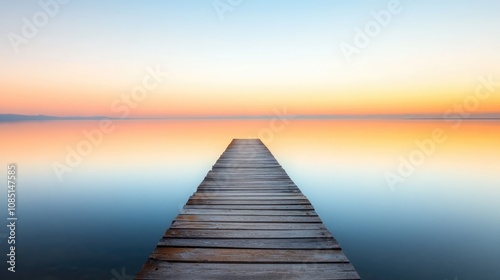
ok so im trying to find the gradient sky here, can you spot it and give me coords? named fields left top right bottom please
left=1, top=0, right=499, bottom=117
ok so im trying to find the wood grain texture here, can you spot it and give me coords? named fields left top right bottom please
left=157, top=238, right=340, bottom=249
left=179, top=209, right=318, bottom=216
left=164, top=229, right=333, bottom=239
left=135, top=139, right=360, bottom=279
left=136, top=262, right=360, bottom=280
left=150, top=247, right=349, bottom=263
left=182, top=205, right=314, bottom=210
left=175, top=215, right=322, bottom=223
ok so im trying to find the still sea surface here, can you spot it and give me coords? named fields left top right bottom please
left=0, top=119, right=499, bottom=280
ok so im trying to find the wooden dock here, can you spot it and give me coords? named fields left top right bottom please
left=136, top=139, right=360, bottom=279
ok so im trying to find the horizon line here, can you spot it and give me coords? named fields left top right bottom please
left=1, top=113, right=500, bottom=121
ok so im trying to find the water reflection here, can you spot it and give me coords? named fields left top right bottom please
left=0, top=120, right=499, bottom=279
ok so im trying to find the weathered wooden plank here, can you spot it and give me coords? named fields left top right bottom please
left=136, top=262, right=359, bottom=280
left=207, top=171, right=286, bottom=174
left=207, top=171, right=289, bottom=175
left=214, top=156, right=276, bottom=159
left=213, top=164, right=286, bottom=167
left=210, top=166, right=286, bottom=174
left=200, top=180, right=297, bottom=187
left=189, top=195, right=307, bottom=200
left=175, top=214, right=322, bottom=223
left=211, top=161, right=279, bottom=163
left=198, top=185, right=299, bottom=190
left=206, top=174, right=289, bottom=176
left=157, top=238, right=339, bottom=249
left=192, top=192, right=303, bottom=196
left=204, top=177, right=293, bottom=181
left=150, top=247, right=348, bottom=263
left=196, top=188, right=301, bottom=193
left=202, top=180, right=296, bottom=184
left=204, top=178, right=294, bottom=182
left=214, top=162, right=281, bottom=165
left=212, top=165, right=282, bottom=168
left=214, top=157, right=275, bottom=159
left=215, top=157, right=276, bottom=159
left=170, top=221, right=326, bottom=230
left=198, top=185, right=298, bottom=188
left=216, top=155, right=276, bottom=158
left=205, top=175, right=292, bottom=179
left=182, top=205, right=314, bottom=210
left=187, top=199, right=312, bottom=205
left=164, top=229, right=333, bottom=239
left=196, top=190, right=302, bottom=194
left=196, top=193, right=303, bottom=197
left=198, top=186, right=299, bottom=191
left=179, top=209, right=317, bottom=216
left=197, top=189, right=300, bottom=193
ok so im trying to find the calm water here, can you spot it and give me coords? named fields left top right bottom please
left=0, top=120, right=499, bottom=280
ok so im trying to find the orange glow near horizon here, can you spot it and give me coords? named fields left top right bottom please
left=3, top=120, right=500, bottom=188
left=3, top=84, right=500, bottom=117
